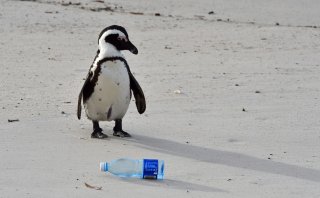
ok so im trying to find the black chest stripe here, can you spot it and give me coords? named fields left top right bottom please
left=77, top=56, right=145, bottom=120
left=86, top=57, right=131, bottom=102
left=78, top=57, right=131, bottom=119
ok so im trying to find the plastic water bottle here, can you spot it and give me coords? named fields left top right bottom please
left=100, top=158, right=164, bottom=179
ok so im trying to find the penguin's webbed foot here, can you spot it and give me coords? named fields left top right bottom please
left=113, top=130, right=131, bottom=138
left=91, top=130, right=108, bottom=139
left=91, top=121, right=108, bottom=139
left=113, top=119, right=131, bottom=138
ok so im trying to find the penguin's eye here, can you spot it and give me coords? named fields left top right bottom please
left=117, top=36, right=128, bottom=42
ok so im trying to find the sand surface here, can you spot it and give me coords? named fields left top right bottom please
left=1, top=0, right=320, bottom=197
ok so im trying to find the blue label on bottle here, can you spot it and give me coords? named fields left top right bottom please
left=143, top=159, right=158, bottom=179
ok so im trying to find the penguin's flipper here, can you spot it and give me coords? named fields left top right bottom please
left=129, top=72, right=146, bottom=114
left=77, top=71, right=93, bottom=119
left=77, top=91, right=82, bottom=120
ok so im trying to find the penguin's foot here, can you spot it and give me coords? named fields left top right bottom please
left=91, top=131, right=108, bottom=139
left=91, top=121, right=107, bottom=139
left=113, top=119, right=131, bottom=137
left=113, top=130, right=131, bottom=138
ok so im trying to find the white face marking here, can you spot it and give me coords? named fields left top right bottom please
left=97, top=29, right=128, bottom=58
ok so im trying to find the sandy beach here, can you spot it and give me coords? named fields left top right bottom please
left=1, top=0, right=320, bottom=197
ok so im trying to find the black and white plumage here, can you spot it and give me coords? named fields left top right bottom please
left=77, top=25, right=146, bottom=139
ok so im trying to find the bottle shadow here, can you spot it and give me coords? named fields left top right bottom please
left=127, top=134, right=320, bottom=183
left=115, top=177, right=227, bottom=193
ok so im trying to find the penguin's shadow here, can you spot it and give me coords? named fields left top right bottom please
left=127, top=134, right=320, bottom=183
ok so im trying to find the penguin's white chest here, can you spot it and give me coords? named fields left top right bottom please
left=85, top=61, right=131, bottom=121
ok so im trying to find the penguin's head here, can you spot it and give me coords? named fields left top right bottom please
left=98, top=25, right=138, bottom=55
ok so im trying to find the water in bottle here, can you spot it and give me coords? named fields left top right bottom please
left=100, top=158, right=164, bottom=179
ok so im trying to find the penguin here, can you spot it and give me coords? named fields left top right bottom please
left=77, top=25, right=146, bottom=139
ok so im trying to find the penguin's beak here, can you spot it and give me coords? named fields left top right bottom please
left=127, top=41, right=138, bottom=55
